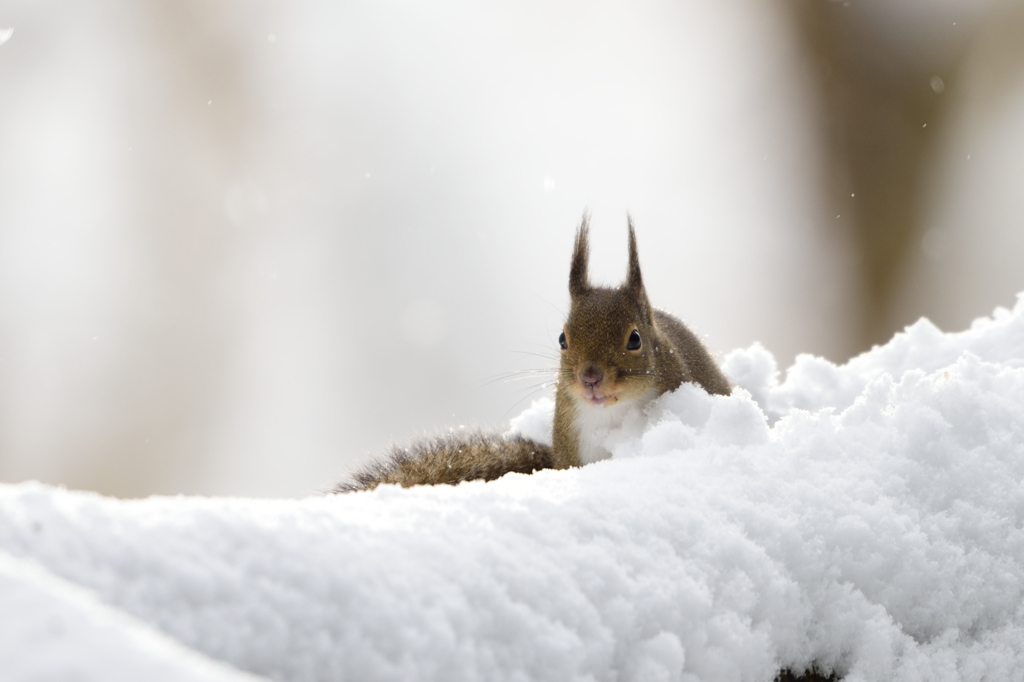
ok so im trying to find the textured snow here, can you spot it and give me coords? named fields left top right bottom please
left=0, top=552, right=261, bottom=682
left=4, top=295, right=1024, bottom=681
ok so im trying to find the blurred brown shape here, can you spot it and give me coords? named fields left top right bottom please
left=789, top=0, right=972, bottom=350
left=70, top=1, right=260, bottom=495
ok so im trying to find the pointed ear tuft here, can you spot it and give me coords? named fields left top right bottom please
left=626, top=216, right=653, bottom=321
left=569, top=213, right=591, bottom=298
left=626, top=215, right=644, bottom=293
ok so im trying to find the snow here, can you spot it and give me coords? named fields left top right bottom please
left=0, top=552, right=261, bottom=682
left=4, top=296, right=1024, bottom=681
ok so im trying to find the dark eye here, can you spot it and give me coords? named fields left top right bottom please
left=626, top=330, right=642, bottom=350
left=558, top=332, right=568, bottom=350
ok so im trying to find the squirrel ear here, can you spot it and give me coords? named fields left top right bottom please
left=626, top=216, right=653, bottom=320
left=626, top=215, right=644, bottom=293
left=569, top=214, right=591, bottom=298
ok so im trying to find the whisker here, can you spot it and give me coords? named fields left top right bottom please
left=510, top=380, right=556, bottom=395
left=472, top=369, right=559, bottom=390
left=530, top=291, right=565, bottom=319
left=519, top=340, right=563, bottom=351
left=618, top=368, right=664, bottom=377
left=479, top=368, right=559, bottom=381
left=501, top=383, right=555, bottom=420
left=508, top=349, right=560, bottom=362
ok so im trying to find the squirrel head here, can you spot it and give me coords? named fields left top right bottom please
left=559, top=216, right=666, bottom=408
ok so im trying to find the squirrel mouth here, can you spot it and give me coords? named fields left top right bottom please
left=579, top=388, right=618, bottom=407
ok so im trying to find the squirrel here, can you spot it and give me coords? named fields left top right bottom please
left=335, top=215, right=730, bottom=492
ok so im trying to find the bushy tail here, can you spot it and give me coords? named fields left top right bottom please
left=333, top=431, right=554, bottom=492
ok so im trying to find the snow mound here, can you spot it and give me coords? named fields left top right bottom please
left=4, top=295, right=1024, bottom=681
left=0, top=552, right=262, bottom=682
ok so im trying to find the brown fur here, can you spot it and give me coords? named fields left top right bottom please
left=335, top=215, right=730, bottom=492
left=335, top=431, right=553, bottom=492
left=776, top=668, right=841, bottom=682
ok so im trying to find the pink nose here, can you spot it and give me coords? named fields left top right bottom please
left=580, top=367, right=604, bottom=388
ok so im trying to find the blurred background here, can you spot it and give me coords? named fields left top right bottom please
left=1, top=0, right=1022, bottom=497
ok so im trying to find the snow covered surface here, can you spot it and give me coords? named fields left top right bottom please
left=4, top=296, right=1024, bottom=681
left=0, top=552, right=262, bottom=682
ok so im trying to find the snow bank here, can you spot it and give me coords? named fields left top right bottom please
left=3, top=296, right=1024, bottom=681
left=0, top=552, right=262, bottom=682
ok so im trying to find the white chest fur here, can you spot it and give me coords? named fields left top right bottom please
left=572, top=390, right=659, bottom=465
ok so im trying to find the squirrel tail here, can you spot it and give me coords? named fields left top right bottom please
left=333, top=431, right=554, bottom=492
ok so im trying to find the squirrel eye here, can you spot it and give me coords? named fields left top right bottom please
left=626, top=330, right=642, bottom=350
left=558, top=332, right=568, bottom=350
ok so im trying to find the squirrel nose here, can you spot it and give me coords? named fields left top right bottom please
left=580, top=366, right=604, bottom=388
